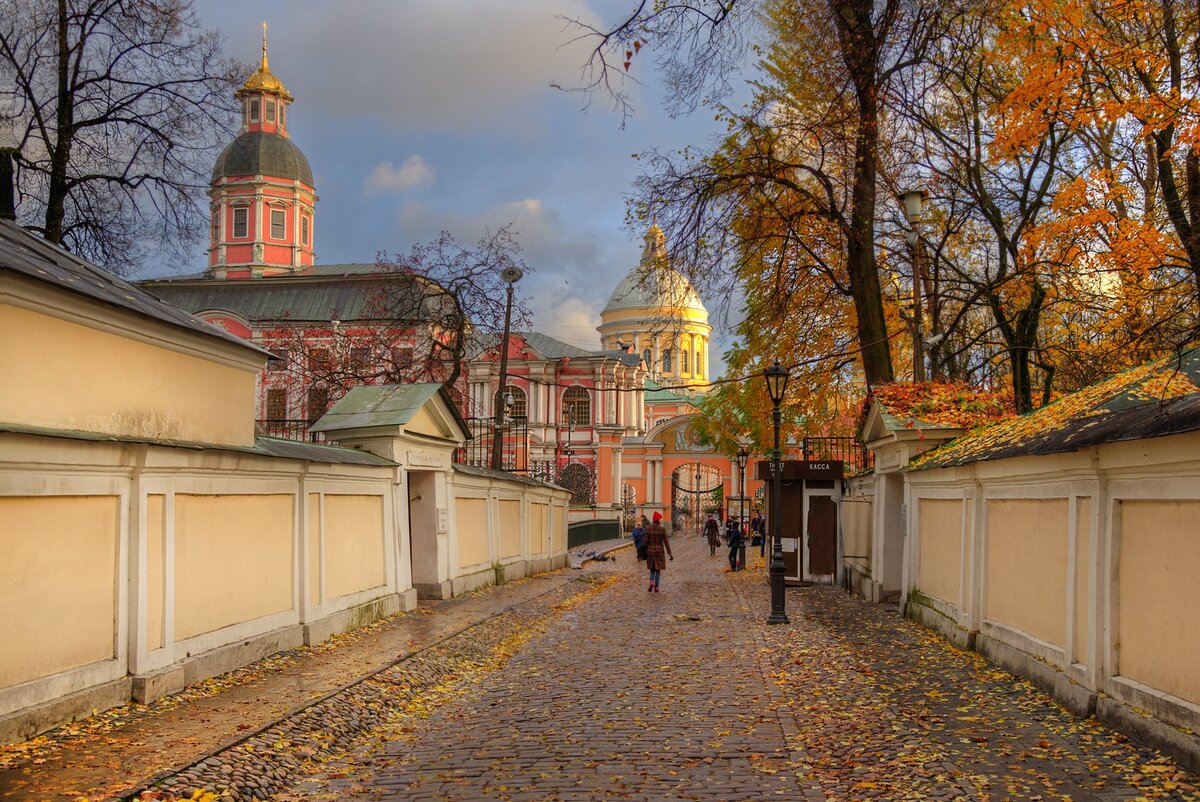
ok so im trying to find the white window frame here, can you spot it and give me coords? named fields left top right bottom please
left=249, top=98, right=260, bottom=123
left=265, top=99, right=276, bottom=123
left=301, top=215, right=310, bottom=245
left=270, top=208, right=286, bottom=240
left=232, top=207, right=249, bottom=239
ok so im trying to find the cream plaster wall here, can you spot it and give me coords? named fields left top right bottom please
left=0, top=304, right=257, bottom=446
left=530, top=502, right=548, bottom=556
left=456, top=496, right=489, bottom=569
left=0, top=495, right=119, bottom=687
left=174, top=494, right=294, bottom=640
left=552, top=505, right=566, bottom=553
left=917, top=498, right=964, bottom=607
left=323, top=495, right=386, bottom=599
left=843, top=498, right=873, bottom=571
left=1073, top=497, right=1092, bottom=664
left=307, top=493, right=321, bottom=607
left=146, top=494, right=165, bottom=652
left=498, top=499, right=521, bottom=559
left=1117, top=500, right=1200, bottom=705
left=986, top=498, right=1068, bottom=648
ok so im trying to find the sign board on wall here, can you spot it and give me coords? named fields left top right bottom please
left=436, top=508, right=449, bottom=534
left=755, top=460, right=845, bottom=481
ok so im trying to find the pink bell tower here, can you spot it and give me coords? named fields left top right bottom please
left=208, top=23, right=317, bottom=278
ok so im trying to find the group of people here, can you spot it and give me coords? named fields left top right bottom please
left=630, top=509, right=765, bottom=591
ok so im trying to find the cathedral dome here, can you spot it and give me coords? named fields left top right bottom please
left=601, top=225, right=707, bottom=318
left=212, top=131, right=313, bottom=186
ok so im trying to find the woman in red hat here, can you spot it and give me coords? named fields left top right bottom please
left=643, top=511, right=673, bottom=592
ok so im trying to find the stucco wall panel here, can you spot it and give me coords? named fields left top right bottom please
left=146, top=494, right=165, bottom=652
left=0, top=304, right=256, bottom=446
left=323, top=495, right=386, bottom=599
left=1118, top=500, right=1200, bottom=704
left=307, top=493, right=321, bottom=607
left=1073, top=497, right=1092, bottom=664
left=456, top=496, right=489, bottom=569
left=531, top=502, right=547, bottom=556
left=985, top=498, right=1068, bottom=648
left=498, top=499, right=521, bottom=560
left=843, top=498, right=872, bottom=571
left=0, top=495, right=119, bottom=687
left=917, top=498, right=964, bottom=607
left=174, top=494, right=293, bottom=640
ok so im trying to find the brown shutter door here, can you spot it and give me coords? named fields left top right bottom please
left=807, top=495, right=838, bottom=575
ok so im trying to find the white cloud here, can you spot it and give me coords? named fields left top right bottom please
left=364, top=155, right=434, bottom=194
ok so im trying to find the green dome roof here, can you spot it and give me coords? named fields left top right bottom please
left=213, top=131, right=313, bottom=186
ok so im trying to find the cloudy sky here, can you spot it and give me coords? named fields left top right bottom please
left=151, top=0, right=755, bottom=369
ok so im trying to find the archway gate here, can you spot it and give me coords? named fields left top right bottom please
left=670, top=463, right=724, bottom=535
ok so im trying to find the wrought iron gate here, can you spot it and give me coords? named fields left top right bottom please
left=670, top=464, right=723, bottom=535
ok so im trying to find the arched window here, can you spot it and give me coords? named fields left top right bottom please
left=681, top=350, right=689, bottom=373
left=562, top=386, right=591, bottom=426
left=642, top=348, right=651, bottom=366
left=494, top=384, right=527, bottom=418
left=696, top=343, right=704, bottom=377
left=662, top=349, right=672, bottom=372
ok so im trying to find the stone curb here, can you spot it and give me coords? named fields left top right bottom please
left=113, top=576, right=602, bottom=802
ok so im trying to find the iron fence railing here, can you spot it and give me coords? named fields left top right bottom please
left=454, top=416, right=530, bottom=472
left=529, top=459, right=597, bottom=505
left=257, top=419, right=327, bottom=444
left=800, top=436, right=873, bottom=475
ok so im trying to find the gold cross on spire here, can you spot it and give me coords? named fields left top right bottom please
left=261, top=20, right=269, bottom=68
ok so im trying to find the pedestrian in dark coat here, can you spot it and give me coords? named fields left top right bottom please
left=727, top=519, right=744, bottom=571
left=644, top=511, right=673, bottom=592
left=704, top=514, right=721, bottom=556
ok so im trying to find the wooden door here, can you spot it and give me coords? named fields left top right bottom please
left=806, top=494, right=838, bottom=577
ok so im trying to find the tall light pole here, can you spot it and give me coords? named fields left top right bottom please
left=491, top=266, right=524, bottom=470
left=900, top=189, right=927, bottom=382
left=736, top=446, right=749, bottom=569
left=764, top=360, right=790, bottom=625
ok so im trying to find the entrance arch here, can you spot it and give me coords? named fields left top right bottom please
left=670, top=463, right=723, bottom=534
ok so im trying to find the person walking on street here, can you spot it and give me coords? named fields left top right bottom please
left=644, top=511, right=673, bottom=592
left=750, top=509, right=765, bottom=557
left=632, top=516, right=648, bottom=561
left=704, top=513, right=721, bottom=556
left=727, top=518, right=744, bottom=571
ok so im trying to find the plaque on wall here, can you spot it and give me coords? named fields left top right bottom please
left=436, top=508, right=449, bottom=533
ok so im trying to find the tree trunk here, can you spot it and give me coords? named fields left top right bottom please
left=833, top=0, right=895, bottom=386
left=44, top=0, right=72, bottom=244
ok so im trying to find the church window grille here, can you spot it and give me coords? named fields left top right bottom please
left=308, top=347, right=332, bottom=373
left=306, top=386, right=329, bottom=423
left=642, top=348, right=651, bottom=366
left=388, top=347, right=413, bottom=381
left=270, top=208, right=286, bottom=240
left=268, top=348, right=289, bottom=372
left=301, top=216, right=310, bottom=245
left=350, top=347, right=371, bottom=371
left=265, top=99, right=276, bottom=123
left=266, top=388, right=287, bottom=419
left=662, top=349, right=672, bottom=372
left=232, top=207, right=248, bottom=238
left=681, top=350, right=689, bottom=373
left=249, top=98, right=260, bottom=122
left=562, top=386, right=590, bottom=426
left=495, top=385, right=527, bottom=419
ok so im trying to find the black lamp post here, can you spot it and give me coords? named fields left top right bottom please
left=735, top=446, right=749, bottom=569
left=764, top=360, right=790, bottom=625
left=491, top=266, right=524, bottom=470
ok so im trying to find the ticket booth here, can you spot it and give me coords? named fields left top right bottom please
left=757, top=460, right=843, bottom=585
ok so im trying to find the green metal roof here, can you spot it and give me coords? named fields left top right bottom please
left=140, top=270, right=432, bottom=323
left=310, top=383, right=469, bottom=437
left=644, top=378, right=693, bottom=405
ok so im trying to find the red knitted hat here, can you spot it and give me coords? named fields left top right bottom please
left=652, top=511, right=663, bottom=523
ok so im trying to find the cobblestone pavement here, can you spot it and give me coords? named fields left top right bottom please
left=270, top=535, right=1199, bottom=802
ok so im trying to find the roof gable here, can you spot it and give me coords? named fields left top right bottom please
left=309, top=383, right=469, bottom=442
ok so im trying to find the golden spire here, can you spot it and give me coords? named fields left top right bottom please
left=237, top=21, right=292, bottom=101
left=640, top=222, right=667, bottom=267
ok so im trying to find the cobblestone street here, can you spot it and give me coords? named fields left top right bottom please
left=274, top=534, right=1196, bottom=802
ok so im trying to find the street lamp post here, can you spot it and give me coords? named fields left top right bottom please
left=764, top=360, right=790, bottom=625
left=900, top=189, right=927, bottom=383
left=735, top=447, right=749, bottom=570
left=491, top=266, right=524, bottom=470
